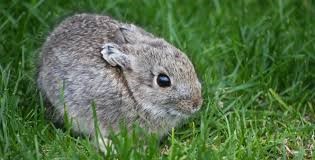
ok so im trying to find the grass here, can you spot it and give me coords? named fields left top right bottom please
left=0, top=0, right=315, bottom=159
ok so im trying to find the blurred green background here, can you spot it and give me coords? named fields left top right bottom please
left=0, top=0, right=314, bottom=159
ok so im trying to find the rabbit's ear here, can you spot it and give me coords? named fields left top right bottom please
left=112, top=24, right=154, bottom=44
left=112, top=27, right=132, bottom=44
left=101, top=43, right=134, bottom=70
left=113, top=27, right=129, bottom=44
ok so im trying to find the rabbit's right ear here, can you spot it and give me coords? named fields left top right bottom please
left=101, top=43, right=134, bottom=70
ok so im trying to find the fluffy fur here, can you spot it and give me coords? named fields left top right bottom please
left=37, top=13, right=202, bottom=140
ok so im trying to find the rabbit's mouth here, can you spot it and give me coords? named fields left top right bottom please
left=164, top=107, right=189, bottom=118
left=140, top=102, right=192, bottom=122
left=160, top=99, right=202, bottom=116
left=156, top=102, right=198, bottom=118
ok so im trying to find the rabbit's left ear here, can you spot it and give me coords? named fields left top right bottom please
left=101, top=43, right=134, bottom=70
left=112, top=25, right=154, bottom=44
left=112, top=27, right=130, bottom=44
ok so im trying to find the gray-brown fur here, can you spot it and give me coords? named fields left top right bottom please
left=37, top=13, right=202, bottom=140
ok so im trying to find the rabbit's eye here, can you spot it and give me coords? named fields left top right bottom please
left=157, top=74, right=171, bottom=87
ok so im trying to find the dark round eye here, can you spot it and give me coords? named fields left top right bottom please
left=157, top=74, right=171, bottom=87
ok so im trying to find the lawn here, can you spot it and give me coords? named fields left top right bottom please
left=0, top=0, right=315, bottom=159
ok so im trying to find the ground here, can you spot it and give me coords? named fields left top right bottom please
left=0, top=0, right=314, bottom=159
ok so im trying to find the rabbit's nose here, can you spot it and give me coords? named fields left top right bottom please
left=192, top=98, right=202, bottom=110
left=192, top=101, right=199, bottom=109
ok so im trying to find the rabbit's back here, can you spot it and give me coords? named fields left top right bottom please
left=37, top=14, right=128, bottom=134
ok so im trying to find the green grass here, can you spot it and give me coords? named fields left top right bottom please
left=1, top=0, right=315, bottom=159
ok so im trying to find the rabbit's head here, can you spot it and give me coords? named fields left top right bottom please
left=104, top=24, right=203, bottom=121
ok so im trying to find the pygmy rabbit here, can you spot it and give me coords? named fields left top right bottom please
left=37, top=13, right=202, bottom=150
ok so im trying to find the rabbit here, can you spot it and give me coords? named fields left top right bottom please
left=37, top=13, right=203, bottom=150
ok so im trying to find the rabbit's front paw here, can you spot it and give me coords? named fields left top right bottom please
left=97, top=137, right=116, bottom=154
